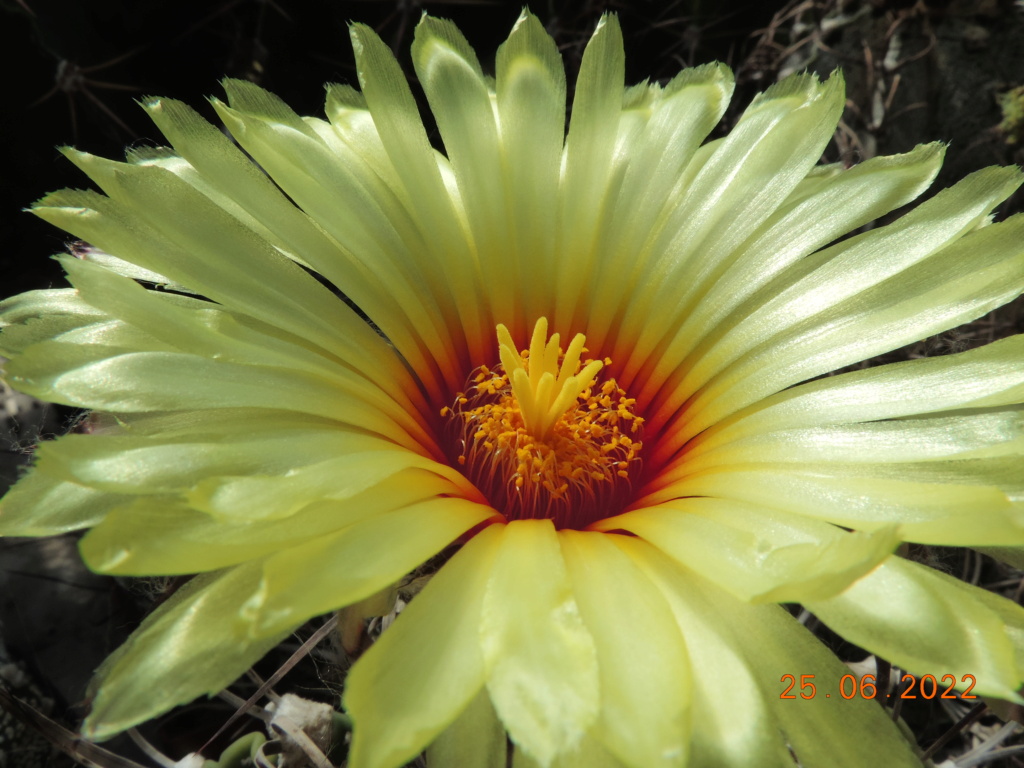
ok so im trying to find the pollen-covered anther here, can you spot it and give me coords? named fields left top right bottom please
left=442, top=318, right=643, bottom=530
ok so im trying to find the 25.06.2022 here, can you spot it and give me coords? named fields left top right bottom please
left=780, top=673, right=978, bottom=700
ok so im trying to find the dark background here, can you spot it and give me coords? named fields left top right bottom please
left=4, top=0, right=1024, bottom=302
left=0, top=0, right=785, bottom=300
left=2, top=1, right=1024, bottom=766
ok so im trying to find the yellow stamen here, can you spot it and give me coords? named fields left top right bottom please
left=495, top=318, right=606, bottom=442
left=442, top=318, right=643, bottom=529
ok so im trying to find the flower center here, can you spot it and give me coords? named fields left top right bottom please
left=442, top=319, right=644, bottom=530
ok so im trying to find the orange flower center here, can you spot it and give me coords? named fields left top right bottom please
left=442, top=319, right=644, bottom=530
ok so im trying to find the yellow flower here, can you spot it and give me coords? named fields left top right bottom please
left=2, top=10, right=1024, bottom=768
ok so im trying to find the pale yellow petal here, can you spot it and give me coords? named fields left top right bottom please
left=615, top=537, right=793, bottom=767
left=495, top=10, right=565, bottom=328
left=559, top=530, right=689, bottom=768
left=351, top=22, right=486, bottom=366
left=84, top=562, right=289, bottom=740
left=426, top=689, right=506, bottom=768
left=654, top=466, right=1024, bottom=545
left=808, top=555, right=1024, bottom=701
left=705, top=334, right=1024, bottom=445
left=250, top=497, right=495, bottom=636
left=646, top=142, right=945, bottom=398
left=79, top=469, right=459, bottom=575
left=622, top=539, right=921, bottom=767
left=413, top=16, right=513, bottom=326
left=345, top=525, right=503, bottom=768
left=209, top=84, right=464, bottom=387
left=480, top=520, right=599, bottom=766
left=600, top=498, right=899, bottom=603
left=512, top=734, right=624, bottom=768
left=585, top=63, right=733, bottom=347
left=617, top=72, right=846, bottom=386
left=0, top=467, right=123, bottom=535
left=554, top=14, right=624, bottom=331
left=686, top=408, right=1024, bottom=468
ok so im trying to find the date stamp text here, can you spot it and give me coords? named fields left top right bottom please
left=780, top=673, right=977, bottom=700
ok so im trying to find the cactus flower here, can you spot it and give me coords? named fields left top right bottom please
left=3, top=10, right=1024, bottom=768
